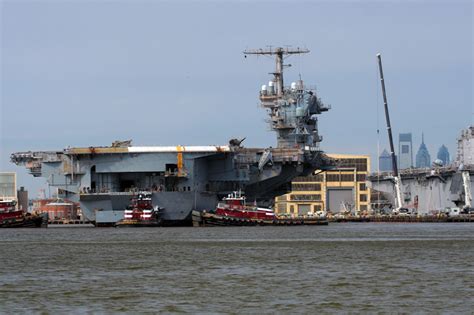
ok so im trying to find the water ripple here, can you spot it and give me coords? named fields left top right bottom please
left=0, top=223, right=473, bottom=313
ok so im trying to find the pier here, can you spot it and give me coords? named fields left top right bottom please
left=192, top=210, right=329, bottom=227
left=329, top=215, right=474, bottom=223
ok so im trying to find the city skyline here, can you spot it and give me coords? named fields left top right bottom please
left=378, top=132, right=452, bottom=171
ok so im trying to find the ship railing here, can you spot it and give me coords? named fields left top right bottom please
left=165, top=170, right=188, bottom=178
left=80, top=191, right=135, bottom=196
left=272, top=155, right=301, bottom=163
left=280, top=84, right=318, bottom=92
left=234, top=155, right=257, bottom=164
left=42, top=155, right=62, bottom=163
left=259, top=94, right=278, bottom=102
left=28, top=168, right=42, bottom=177
left=80, top=187, right=166, bottom=195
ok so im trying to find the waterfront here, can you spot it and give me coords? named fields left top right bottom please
left=0, top=224, right=473, bottom=313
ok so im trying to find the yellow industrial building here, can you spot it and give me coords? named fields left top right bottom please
left=275, top=154, right=370, bottom=215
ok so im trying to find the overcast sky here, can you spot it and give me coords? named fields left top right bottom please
left=1, top=0, right=472, bottom=197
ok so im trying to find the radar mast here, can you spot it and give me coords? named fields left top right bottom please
left=243, top=47, right=309, bottom=97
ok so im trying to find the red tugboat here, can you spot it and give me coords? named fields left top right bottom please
left=115, top=192, right=162, bottom=227
left=192, top=191, right=328, bottom=226
left=0, top=199, right=48, bottom=228
left=215, top=191, right=275, bottom=221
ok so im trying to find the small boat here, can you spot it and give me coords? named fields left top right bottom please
left=192, top=191, right=328, bottom=226
left=0, top=199, right=48, bottom=228
left=215, top=191, right=276, bottom=221
left=115, top=192, right=162, bottom=227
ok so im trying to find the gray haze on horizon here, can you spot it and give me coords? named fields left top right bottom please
left=1, top=0, right=472, bottom=197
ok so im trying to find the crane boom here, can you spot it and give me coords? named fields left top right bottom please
left=376, top=53, right=403, bottom=211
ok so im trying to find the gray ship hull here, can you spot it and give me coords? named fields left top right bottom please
left=369, top=167, right=474, bottom=214
left=81, top=191, right=219, bottom=225
left=11, top=145, right=330, bottom=225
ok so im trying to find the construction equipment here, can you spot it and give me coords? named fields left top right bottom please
left=376, top=53, right=403, bottom=213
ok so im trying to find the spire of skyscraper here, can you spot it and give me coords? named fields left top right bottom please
left=416, top=132, right=431, bottom=168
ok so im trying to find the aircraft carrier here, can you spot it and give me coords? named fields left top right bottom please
left=11, top=47, right=333, bottom=226
left=369, top=125, right=474, bottom=214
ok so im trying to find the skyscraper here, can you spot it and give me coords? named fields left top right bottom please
left=379, top=149, right=394, bottom=172
left=415, top=133, right=431, bottom=168
left=399, top=133, right=413, bottom=169
left=437, top=145, right=450, bottom=166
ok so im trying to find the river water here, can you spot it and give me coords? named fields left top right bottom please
left=0, top=223, right=473, bottom=313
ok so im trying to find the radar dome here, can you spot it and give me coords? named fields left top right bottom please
left=432, top=159, right=443, bottom=167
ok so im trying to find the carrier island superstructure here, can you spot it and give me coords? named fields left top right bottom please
left=11, top=47, right=332, bottom=225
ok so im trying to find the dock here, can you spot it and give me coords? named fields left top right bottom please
left=192, top=211, right=328, bottom=227
left=329, top=215, right=474, bottom=223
